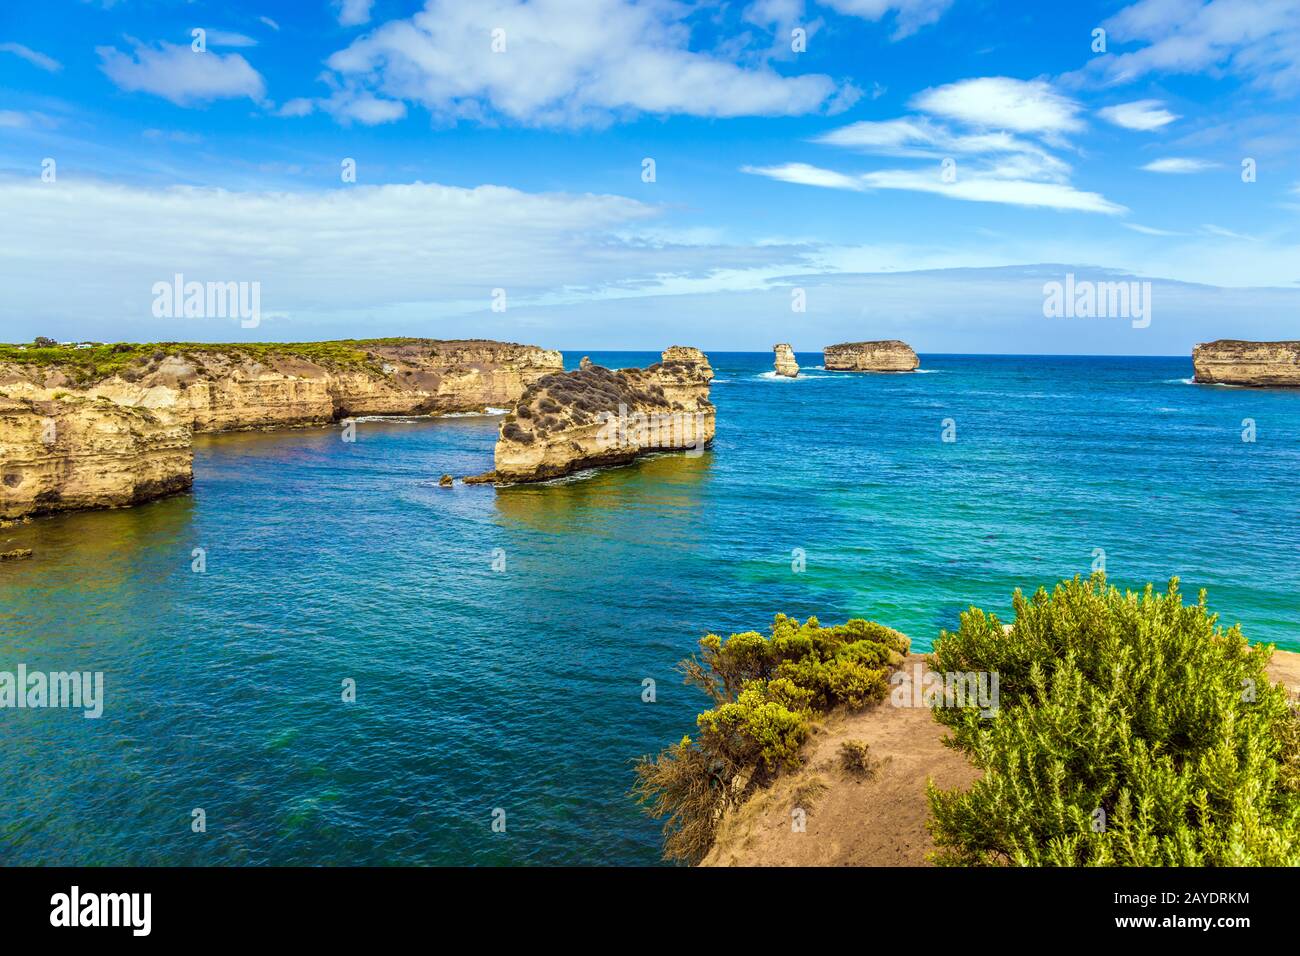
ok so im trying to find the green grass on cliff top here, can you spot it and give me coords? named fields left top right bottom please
left=0, top=339, right=437, bottom=381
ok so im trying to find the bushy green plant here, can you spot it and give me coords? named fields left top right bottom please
left=927, top=574, right=1300, bottom=866
left=633, top=614, right=908, bottom=863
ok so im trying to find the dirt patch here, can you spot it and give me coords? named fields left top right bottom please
left=701, top=648, right=1300, bottom=867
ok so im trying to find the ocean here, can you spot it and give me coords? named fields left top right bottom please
left=2, top=352, right=1298, bottom=865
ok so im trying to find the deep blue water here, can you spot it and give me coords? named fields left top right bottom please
left=2, top=353, right=1298, bottom=865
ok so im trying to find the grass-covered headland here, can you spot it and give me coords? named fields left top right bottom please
left=636, top=575, right=1300, bottom=866
left=0, top=338, right=432, bottom=382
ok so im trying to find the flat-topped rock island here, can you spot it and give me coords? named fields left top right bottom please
left=823, top=340, right=919, bottom=372
left=1192, top=340, right=1300, bottom=387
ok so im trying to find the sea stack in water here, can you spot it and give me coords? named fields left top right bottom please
left=485, top=347, right=715, bottom=483
left=823, top=341, right=919, bottom=372
left=773, top=344, right=799, bottom=378
left=1192, top=340, right=1300, bottom=387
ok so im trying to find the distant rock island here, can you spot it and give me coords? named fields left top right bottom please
left=824, top=340, right=919, bottom=372
left=475, top=346, right=715, bottom=484
left=1193, top=340, right=1300, bottom=387
left=0, top=338, right=561, bottom=519
left=772, top=344, right=799, bottom=378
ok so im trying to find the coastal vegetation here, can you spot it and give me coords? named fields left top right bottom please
left=927, top=574, right=1300, bottom=866
left=0, top=339, right=400, bottom=381
left=632, top=614, right=909, bottom=864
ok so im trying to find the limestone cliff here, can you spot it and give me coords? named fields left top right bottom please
left=0, top=339, right=563, bottom=432
left=1192, top=340, right=1300, bottom=387
left=823, top=341, right=919, bottom=372
left=773, top=344, right=799, bottom=378
left=485, top=347, right=715, bottom=483
left=0, top=394, right=192, bottom=520
left=0, top=338, right=561, bottom=517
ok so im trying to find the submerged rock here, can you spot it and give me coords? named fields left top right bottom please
left=490, top=347, right=715, bottom=483
left=1193, top=340, right=1300, bottom=387
left=823, top=340, right=919, bottom=372
left=773, top=344, right=799, bottom=378
left=1, top=547, right=33, bottom=561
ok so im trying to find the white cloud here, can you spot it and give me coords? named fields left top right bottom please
left=742, top=162, right=866, bottom=190
left=769, top=77, right=1124, bottom=214
left=0, top=177, right=817, bottom=335
left=0, top=110, right=56, bottom=129
left=317, top=0, right=854, bottom=126
left=1097, top=99, right=1179, bottom=130
left=818, top=0, right=953, bottom=39
left=338, top=0, right=375, bottom=26
left=743, top=162, right=1126, bottom=213
left=259, top=17, right=281, bottom=31
left=98, top=41, right=266, bottom=106
left=1124, top=223, right=1186, bottom=236
left=814, top=117, right=1072, bottom=179
left=1088, top=0, right=1300, bottom=93
left=278, top=89, right=408, bottom=125
left=910, top=77, right=1085, bottom=134
left=1141, top=157, right=1220, bottom=173
left=0, top=41, right=61, bottom=72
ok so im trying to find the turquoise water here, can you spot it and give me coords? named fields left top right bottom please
left=2, top=353, right=1298, bottom=865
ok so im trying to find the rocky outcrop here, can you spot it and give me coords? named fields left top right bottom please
left=483, top=347, right=715, bottom=483
left=823, top=341, right=919, bottom=372
left=773, top=344, right=799, bottom=378
left=1192, top=340, right=1300, bottom=387
left=0, top=338, right=561, bottom=517
left=0, top=394, right=192, bottom=519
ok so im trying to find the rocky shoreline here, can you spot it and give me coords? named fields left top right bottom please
left=1193, top=339, right=1300, bottom=387
left=0, top=339, right=561, bottom=518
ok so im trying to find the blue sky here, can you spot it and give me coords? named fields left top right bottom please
left=2, top=0, right=1299, bottom=352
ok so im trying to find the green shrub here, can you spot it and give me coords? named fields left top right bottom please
left=633, top=614, right=908, bottom=863
left=927, top=574, right=1300, bottom=866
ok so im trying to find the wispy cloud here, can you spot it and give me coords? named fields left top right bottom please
left=1141, top=157, right=1220, bottom=173
left=0, top=41, right=61, bottom=72
left=818, top=0, right=954, bottom=39
left=1097, top=99, right=1179, bottom=130
left=1083, top=0, right=1300, bottom=94
left=743, top=162, right=1126, bottom=214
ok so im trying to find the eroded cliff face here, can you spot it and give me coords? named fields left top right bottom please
left=488, top=347, right=715, bottom=483
left=773, top=344, right=799, bottom=378
left=0, top=338, right=561, bottom=517
left=0, top=339, right=563, bottom=432
left=823, top=341, right=919, bottom=372
left=1192, top=340, right=1300, bottom=387
left=0, top=394, right=192, bottom=520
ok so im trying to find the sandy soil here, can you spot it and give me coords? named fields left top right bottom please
left=701, top=648, right=1300, bottom=867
